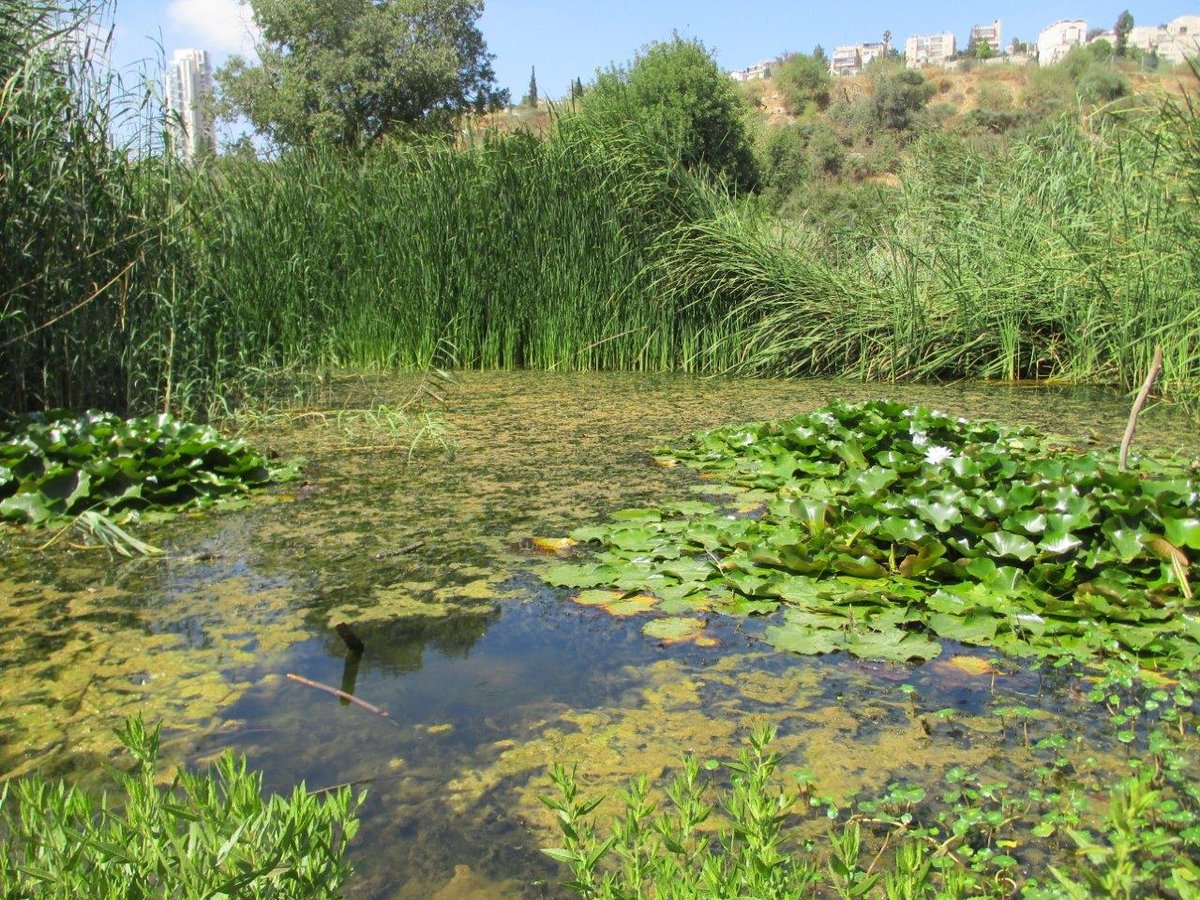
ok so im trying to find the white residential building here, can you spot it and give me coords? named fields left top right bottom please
left=1037, top=19, right=1088, bottom=65
left=905, top=32, right=956, bottom=68
left=166, top=49, right=217, bottom=162
left=970, top=19, right=1003, bottom=54
left=1160, top=14, right=1200, bottom=63
left=1101, top=15, right=1200, bottom=65
left=729, top=59, right=776, bottom=82
left=830, top=42, right=886, bottom=76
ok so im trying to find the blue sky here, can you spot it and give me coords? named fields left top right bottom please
left=110, top=0, right=1190, bottom=99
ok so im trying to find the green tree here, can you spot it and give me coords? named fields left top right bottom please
left=523, top=65, right=539, bottom=107
left=776, top=52, right=832, bottom=114
left=1115, top=10, right=1135, bottom=57
left=873, top=68, right=934, bottom=130
left=217, top=0, right=507, bottom=151
left=584, top=36, right=759, bottom=193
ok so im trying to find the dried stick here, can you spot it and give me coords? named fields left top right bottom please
left=285, top=673, right=397, bottom=724
left=1119, top=345, right=1164, bottom=472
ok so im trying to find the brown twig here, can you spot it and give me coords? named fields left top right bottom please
left=373, top=540, right=424, bottom=560
left=285, top=673, right=398, bottom=725
left=1119, top=345, right=1164, bottom=472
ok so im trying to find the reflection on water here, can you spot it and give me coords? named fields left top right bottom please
left=0, top=373, right=1195, bottom=897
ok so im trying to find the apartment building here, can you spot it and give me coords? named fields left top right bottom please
left=1037, top=19, right=1088, bottom=65
left=905, top=31, right=956, bottom=68
left=166, top=49, right=217, bottom=162
left=830, top=42, right=886, bottom=76
left=970, top=19, right=1003, bottom=54
left=729, top=59, right=776, bottom=82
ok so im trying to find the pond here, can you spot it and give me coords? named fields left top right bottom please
left=1, top=372, right=1196, bottom=898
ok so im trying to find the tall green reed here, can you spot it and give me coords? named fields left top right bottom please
left=659, top=98, right=1200, bottom=408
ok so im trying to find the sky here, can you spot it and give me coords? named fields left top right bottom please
left=109, top=0, right=1192, bottom=102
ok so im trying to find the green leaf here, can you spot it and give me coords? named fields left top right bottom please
left=982, top=531, right=1037, bottom=562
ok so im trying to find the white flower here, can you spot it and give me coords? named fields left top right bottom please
left=910, top=430, right=929, bottom=447
left=924, top=445, right=954, bottom=465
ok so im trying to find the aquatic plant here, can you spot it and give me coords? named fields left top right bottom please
left=0, top=717, right=362, bottom=898
left=543, top=400, right=1199, bottom=668
left=545, top=673, right=1200, bottom=898
left=0, top=410, right=296, bottom=551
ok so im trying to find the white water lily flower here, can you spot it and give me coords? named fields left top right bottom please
left=910, top=430, right=929, bottom=447
left=924, top=445, right=954, bottom=465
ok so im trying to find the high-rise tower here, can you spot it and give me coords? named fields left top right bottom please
left=166, top=49, right=217, bottom=161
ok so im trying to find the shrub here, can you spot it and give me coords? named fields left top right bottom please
left=775, top=52, right=832, bottom=115
left=0, top=717, right=362, bottom=898
left=872, top=68, right=935, bottom=131
left=584, top=36, right=759, bottom=193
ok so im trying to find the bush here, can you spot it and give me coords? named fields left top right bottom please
left=775, top=52, right=832, bottom=115
left=0, top=717, right=362, bottom=898
left=872, top=68, right=935, bottom=131
left=584, top=36, right=759, bottom=193
left=757, top=123, right=812, bottom=206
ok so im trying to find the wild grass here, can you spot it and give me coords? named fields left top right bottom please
left=4, top=0, right=1199, bottom=418
left=659, top=104, right=1200, bottom=407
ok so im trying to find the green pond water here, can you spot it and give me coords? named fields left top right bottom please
left=1, top=372, right=1197, bottom=898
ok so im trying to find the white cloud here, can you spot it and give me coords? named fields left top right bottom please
left=166, top=0, right=260, bottom=57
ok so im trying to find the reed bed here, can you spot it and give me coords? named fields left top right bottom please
left=4, top=0, right=1199, bottom=417
left=183, top=126, right=736, bottom=379
left=658, top=108, right=1200, bottom=407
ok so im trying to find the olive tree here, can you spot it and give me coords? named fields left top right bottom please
left=217, top=0, right=508, bottom=151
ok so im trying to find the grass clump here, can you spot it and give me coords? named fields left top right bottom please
left=0, top=717, right=362, bottom=898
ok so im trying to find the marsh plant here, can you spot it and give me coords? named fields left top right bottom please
left=0, top=717, right=362, bottom=898
left=546, top=679, right=1200, bottom=899
left=544, top=400, right=1199, bottom=669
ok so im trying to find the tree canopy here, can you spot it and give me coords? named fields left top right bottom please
left=583, top=36, right=759, bottom=194
left=776, top=52, right=832, bottom=115
left=217, top=0, right=507, bottom=151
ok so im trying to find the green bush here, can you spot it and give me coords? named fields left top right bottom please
left=872, top=68, right=936, bottom=131
left=0, top=717, right=362, bottom=898
left=583, top=35, right=759, bottom=193
left=774, top=52, right=832, bottom=115
left=757, top=123, right=812, bottom=206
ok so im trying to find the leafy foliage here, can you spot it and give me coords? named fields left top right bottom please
left=0, top=410, right=294, bottom=528
left=543, top=400, right=1199, bottom=667
left=217, top=0, right=507, bottom=150
left=582, top=35, right=759, bottom=194
left=546, top=673, right=1200, bottom=898
left=543, top=725, right=818, bottom=897
left=775, top=52, right=832, bottom=115
left=0, top=717, right=362, bottom=898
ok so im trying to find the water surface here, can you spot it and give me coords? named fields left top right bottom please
left=1, top=373, right=1195, bottom=897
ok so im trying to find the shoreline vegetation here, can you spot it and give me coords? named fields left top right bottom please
left=3, top=5, right=1199, bottom=422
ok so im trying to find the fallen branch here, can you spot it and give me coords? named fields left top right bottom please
left=1119, top=345, right=1164, bottom=473
left=285, top=673, right=397, bottom=724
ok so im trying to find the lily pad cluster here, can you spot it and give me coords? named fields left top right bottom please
left=0, top=410, right=294, bottom=527
left=542, top=400, right=1200, bottom=667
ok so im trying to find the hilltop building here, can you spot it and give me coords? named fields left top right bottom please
left=729, top=59, right=776, bottom=82
left=905, top=31, right=956, bottom=68
left=830, top=42, right=886, bottom=76
left=1037, top=19, right=1088, bottom=65
left=970, top=19, right=1003, bottom=54
left=1125, top=15, right=1200, bottom=64
left=166, top=49, right=217, bottom=162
